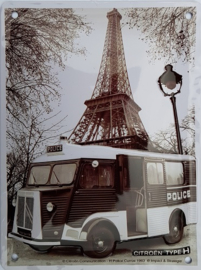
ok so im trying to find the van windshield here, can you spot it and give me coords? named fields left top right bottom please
left=28, top=166, right=50, bottom=185
left=50, top=164, right=76, bottom=185
left=28, top=163, right=76, bottom=185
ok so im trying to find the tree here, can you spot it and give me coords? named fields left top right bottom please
left=150, top=125, right=178, bottom=154
left=5, top=8, right=91, bottom=118
left=5, top=8, right=91, bottom=226
left=124, top=7, right=196, bottom=64
left=7, top=109, right=69, bottom=227
left=151, top=107, right=195, bottom=155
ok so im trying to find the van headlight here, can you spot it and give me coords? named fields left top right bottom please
left=46, top=202, right=54, bottom=212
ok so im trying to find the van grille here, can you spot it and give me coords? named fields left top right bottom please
left=17, top=196, right=34, bottom=230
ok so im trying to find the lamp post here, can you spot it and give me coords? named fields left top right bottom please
left=158, top=64, right=183, bottom=155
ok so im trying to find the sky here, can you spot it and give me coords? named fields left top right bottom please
left=51, top=8, right=194, bottom=141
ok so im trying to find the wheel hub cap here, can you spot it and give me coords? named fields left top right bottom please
left=97, top=241, right=104, bottom=248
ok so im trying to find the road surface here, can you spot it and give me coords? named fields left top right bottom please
left=6, top=225, right=197, bottom=267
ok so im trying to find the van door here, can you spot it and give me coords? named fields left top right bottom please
left=117, top=155, right=147, bottom=237
left=145, top=159, right=169, bottom=237
left=67, top=160, right=117, bottom=228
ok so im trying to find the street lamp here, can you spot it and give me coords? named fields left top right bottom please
left=158, top=64, right=183, bottom=155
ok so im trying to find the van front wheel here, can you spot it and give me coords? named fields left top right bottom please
left=83, top=226, right=115, bottom=258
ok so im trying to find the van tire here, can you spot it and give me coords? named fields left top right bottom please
left=83, top=226, right=115, bottom=258
left=163, top=212, right=184, bottom=244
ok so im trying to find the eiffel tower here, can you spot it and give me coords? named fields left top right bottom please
left=69, top=8, right=149, bottom=149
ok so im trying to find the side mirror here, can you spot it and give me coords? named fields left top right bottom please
left=12, top=198, right=17, bottom=207
left=92, top=160, right=99, bottom=168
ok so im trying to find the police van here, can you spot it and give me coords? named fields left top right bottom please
left=9, top=138, right=196, bottom=258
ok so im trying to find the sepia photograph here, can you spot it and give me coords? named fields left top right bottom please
left=1, top=3, right=198, bottom=267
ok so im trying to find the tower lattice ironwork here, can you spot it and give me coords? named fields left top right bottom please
left=69, top=9, right=149, bottom=149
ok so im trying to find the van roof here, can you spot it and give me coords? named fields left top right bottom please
left=32, top=141, right=195, bottom=163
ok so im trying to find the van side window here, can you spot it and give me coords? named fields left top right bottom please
left=80, top=164, right=114, bottom=188
left=165, top=162, right=184, bottom=185
left=147, top=162, right=164, bottom=185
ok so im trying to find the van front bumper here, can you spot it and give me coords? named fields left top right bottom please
left=8, top=232, right=61, bottom=246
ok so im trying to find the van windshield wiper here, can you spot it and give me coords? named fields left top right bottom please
left=53, top=171, right=62, bottom=186
left=31, top=172, right=38, bottom=186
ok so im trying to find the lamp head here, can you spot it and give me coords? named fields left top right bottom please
left=158, top=64, right=182, bottom=96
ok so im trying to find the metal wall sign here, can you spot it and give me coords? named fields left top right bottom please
left=1, top=1, right=201, bottom=270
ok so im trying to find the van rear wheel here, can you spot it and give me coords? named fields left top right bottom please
left=83, top=226, right=115, bottom=258
left=164, top=212, right=184, bottom=244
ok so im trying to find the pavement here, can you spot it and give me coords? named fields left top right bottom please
left=5, top=225, right=197, bottom=267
